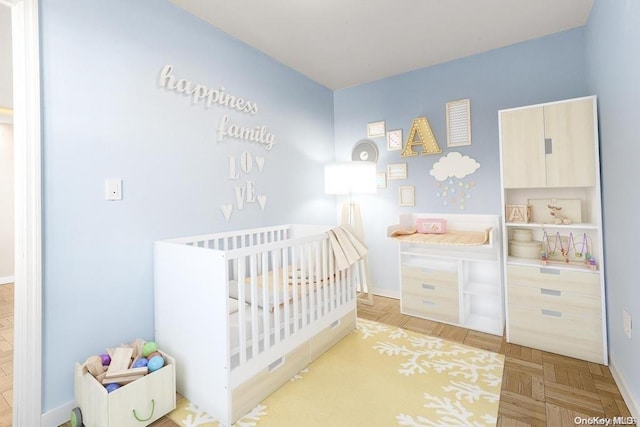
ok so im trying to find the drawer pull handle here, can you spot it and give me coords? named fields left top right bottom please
left=268, top=356, right=285, bottom=372
left=421, top=300, right=436, bottom=307
left=541, top=309, right=562, bottom=318
left=539, top=268, right=560, bottom=275
left=422, top=284, right=436, bottom=290
left=133, top=399, right=155, bottom=422
left=541, top=288, right=561, bottom=297
left=545, top=138, right=553, bottom=154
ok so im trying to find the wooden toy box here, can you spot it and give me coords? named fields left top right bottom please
left=74, top=352, right=176, bottom=427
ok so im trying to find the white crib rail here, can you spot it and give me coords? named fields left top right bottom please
left=154, top=224, right=361, bottom=419
left=226, top=230, right=356, bottom=375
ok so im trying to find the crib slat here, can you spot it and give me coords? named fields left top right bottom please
left=321, top=238, right=328, bottom=316
left=282, top=248, right=290, bottom=340
left=299, top=243, right=308, bottom=328
left=271, top=249, right=281, bottom=346
left=291, top=246, right=299, bottom=334
left=249, top=254, right=260, bottom=360
left=236, top=260, right=247, bottom=367
left=306, top=243, right=314, bottom=323
left=261, top=250, right=270, bottom=352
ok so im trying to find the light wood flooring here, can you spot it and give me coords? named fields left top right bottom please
left=0, top=286, right=633, bottom=426
left=0, top=284, right=13, bottom=427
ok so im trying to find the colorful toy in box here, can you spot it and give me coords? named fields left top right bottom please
left=81, top=339, right=166, bottom=392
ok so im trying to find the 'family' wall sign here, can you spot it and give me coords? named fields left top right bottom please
left=158, top=65, right=276, bottom=150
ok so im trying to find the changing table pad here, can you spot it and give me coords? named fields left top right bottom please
left=390, top=228, right=492, bottom=246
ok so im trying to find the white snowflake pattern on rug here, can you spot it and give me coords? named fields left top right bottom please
left=235, top=404, right=267, bottom=427
left=290, top=367, right=309, bottom=381
left=181, top=401, right=218, bottom=426
left=357, top=318, right=408, bottom=339
left=359, top=318, right=503, bottom=427
left=397, top=394, right=497, bottom=427
left=179, top=401, right=267, bottom=427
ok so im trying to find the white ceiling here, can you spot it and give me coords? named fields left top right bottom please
left=0, top=1, right=595, bottom=108
left=168, top=0, right=594, bottom=90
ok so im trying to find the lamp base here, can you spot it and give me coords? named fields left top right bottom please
left=341, top=200, right=374, bottom=305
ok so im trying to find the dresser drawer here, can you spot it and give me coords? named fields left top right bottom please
left=401, top=264, right=458, bottom=290
left=402, top=278, right=459, bottom=299
left=508, top=304, right=603, bottom=363
left=401, top=290, right=459, bottom=324
left=507, top=265, right=600, bottom=297
left=507, top=284, right=601, bottom=317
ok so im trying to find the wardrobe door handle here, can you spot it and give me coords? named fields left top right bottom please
left=541, top=288, right=561, bottom=297
left=539, top=267, right=560, bottom=275
left=422, top=284, right=436, bottom=290
left=545, top=138, right=553, bottom=154
left=541, top=309, right=562, bottom=318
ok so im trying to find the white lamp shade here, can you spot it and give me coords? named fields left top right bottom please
left=324, top=161, right=377, bottom=195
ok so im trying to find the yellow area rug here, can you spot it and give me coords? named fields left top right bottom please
left=167, top=318, right=504, bottom=426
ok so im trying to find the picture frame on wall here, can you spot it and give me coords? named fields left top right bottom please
left=387, top=163, right=407, bottom=180
left=386, top=129, right=403, bottom=151
left=446, top=98, right=471, bottom=147
left=376, top=172, right=387, bottom=189
left=367, top=120, right=386, bottom=138
left=399, top=186, right=415, bottom=206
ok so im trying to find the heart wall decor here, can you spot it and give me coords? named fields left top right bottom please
left=257, top=195, right=267, bottom=210
left=221, top=204, right=233, bottom=222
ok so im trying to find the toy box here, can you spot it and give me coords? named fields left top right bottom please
left=73, top=351, right=176, bottom=427
left=416, top=218, right=447, bottom=234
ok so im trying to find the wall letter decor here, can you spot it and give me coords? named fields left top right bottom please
left=401, top=117, right=442, bottom=157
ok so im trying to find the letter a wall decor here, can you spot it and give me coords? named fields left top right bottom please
left=401, top=117, right=442, bottom=157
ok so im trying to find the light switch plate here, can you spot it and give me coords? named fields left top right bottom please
left=105, top=179, right=122, bottom=201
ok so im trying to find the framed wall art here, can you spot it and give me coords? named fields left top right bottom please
left=387, top=163, right=407, bottom=180
left=367, top=120, right=386, bottom=138
left=399, top=186, right=415, bottom=206
left=446, top=99, right=471, bottom=147
left=386, top=129, right=403, bottom=151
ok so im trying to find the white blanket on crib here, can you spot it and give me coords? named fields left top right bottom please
left=327, top=226, right=368, bottom=271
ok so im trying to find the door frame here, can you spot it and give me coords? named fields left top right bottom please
left=1, top=0, right=42, bottom=424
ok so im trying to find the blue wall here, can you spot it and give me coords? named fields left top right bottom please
left=39, top=0, right=336, bottom=410
left=38, top=0, right=639, bottom=416
left=586, top=0, right=640, bottom=412
left=334, top=28, right=588, bottom=295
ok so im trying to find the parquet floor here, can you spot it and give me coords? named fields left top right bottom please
left=0, top=285, right=633, bottom=426
left=0, top=284, right=13, bottom=427
left=360, top=295, right=635, bottom=427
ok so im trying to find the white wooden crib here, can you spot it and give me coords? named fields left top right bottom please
left=153, top=224, right=365, bottom=426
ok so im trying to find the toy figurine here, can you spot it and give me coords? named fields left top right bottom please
left=548, top=204, right=572, bottom=225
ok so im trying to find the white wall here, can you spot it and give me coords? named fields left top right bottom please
left=0, top=123, right=13, bottom=283
left=0, top=5, right=12, bottom=110
left=39, top=0, right=337, bottom=411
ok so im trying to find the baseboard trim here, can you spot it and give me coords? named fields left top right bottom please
left=609, top=355, right=640, bottom=420
left=370, top=287, right=399, bottom=300
left=0, top=276, right=14, bottom=285
left=41, top=400, right=74, bottom=427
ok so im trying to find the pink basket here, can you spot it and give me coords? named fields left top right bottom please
left=416, top=218, right=447, bottom=234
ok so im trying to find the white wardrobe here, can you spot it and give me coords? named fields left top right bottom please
left=499, top=96, right=607, bottom=365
